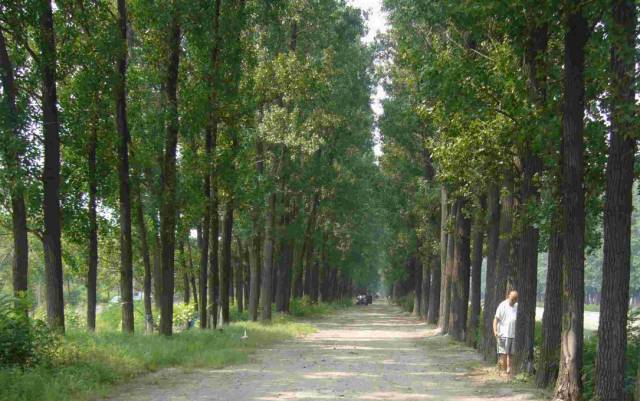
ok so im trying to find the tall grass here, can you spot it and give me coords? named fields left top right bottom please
left=0, top=300, right=345, bottom=401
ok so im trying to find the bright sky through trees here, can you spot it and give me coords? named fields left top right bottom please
left=350, top=0, right=388, bottom=157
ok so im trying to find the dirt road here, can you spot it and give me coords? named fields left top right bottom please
left=105, top=302, right=546, bottom=401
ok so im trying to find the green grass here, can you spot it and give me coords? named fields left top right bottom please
left=0, top=300, right=345, bottom=401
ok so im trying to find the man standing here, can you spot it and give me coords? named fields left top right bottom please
left=493, top=290, right=518, bottom=375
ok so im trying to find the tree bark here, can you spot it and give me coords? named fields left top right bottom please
left=276, top=233, right=294, bottom=312
left=494, top=183, right=514, bottom=314
left=158, top=5, right=181, bottom=336
left=260, top=192, right=277, bottom=321
left=206, top=0, right=222, bottom=330
left=116, top=0, right=134, bottom=334
left=439, top=202, right=456, bottom=333
left=513, top=17, right=548, bottom=375
left=437, top=187, right=449, bottom=330
left=134, top=186, right=153, bottom=333
left=467, top=196, right=485, bottom=348
left=199, top=176, right=210, bottom=328
left=449, top=199, right=471, bottom=341
left=412, top=256, right=422, bottom=317
left=596, top=1, right=636, bottom=399
left=427, top=255, right=440, bottom=324
left=0, top=30, right=29, bottom=304
left=554, top=2, right=587, bottom=398
left=483, top=184, right=500, bottom=362
left=220, top=200, right=234, bottom=324
left=153, top=230, right=162, bottom=310
left=86, top=120, right=98, bottom=331
left=420, top=255, right=431, bottom=321
left=248, top=231, right=261, bottom=321
left=39, top=0, right=65, bottom=332
left=536, top=226, right=563, bottom=388
left=235, top=238, right=244, bottom=313
left=514, top=154, right=542, bottom=374
left=243, top=245, right=250, bottom=309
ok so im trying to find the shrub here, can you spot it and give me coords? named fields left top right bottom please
left=0, top=296, right=58, bottom=368
left=582, top=308, right=639, bottom=400
left=396, top=294, right=414, bottom=313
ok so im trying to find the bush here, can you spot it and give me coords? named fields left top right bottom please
left=0, top=296, right=58, bottom=368
left=396, top=293, right=414, bottom=313
left=582, top=308, right=639, bottom=400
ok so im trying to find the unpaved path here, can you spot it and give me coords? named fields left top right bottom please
left=105, top=302, right=546, bottom=401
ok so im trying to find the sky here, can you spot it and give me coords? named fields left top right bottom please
left=348, top=0, right=389, bottom=157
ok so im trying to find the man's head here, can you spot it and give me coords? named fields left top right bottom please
left=507, top=290, right=518, bottom=305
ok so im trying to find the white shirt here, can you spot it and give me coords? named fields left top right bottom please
left=495, top=299, right=518, bottom=338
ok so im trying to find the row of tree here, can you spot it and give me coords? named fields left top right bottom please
left=379, top=0, right=638, bottom=400
left=0, top=1, right=383, bottom=336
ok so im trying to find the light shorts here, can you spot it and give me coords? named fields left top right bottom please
left=497, top=337, right=515, bottom=355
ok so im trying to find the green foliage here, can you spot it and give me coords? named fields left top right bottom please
left=288, top=297, right=349, bottom=318
left=0, top=300, right=339, bottom=401
left=0, top=296, right=57, bottom=369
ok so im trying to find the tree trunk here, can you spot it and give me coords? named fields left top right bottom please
left=243, top=245, right=250, bottom=309
left=276, top=235, right=294, bottom=312
left=513, top=17, right=548, bottom=374
left=301, top=193, right=319, bottom=299
left=449, top=199, right=471, bottom=341
left=554, top=2, right=587, bottom=398
left=427, top=255, right=440, bottom=324
left=467, top=197, right=485, bottom=348
left=494, top=183, right=514, bottom=314
left=514, top=154, right=542, bottom=374
left=596, top=1, right=636, bottom=399
left=437, top=187, right=449, bottom=330
left=260, top=192, right=277, bottom=321
left=206, top=0, right=222, bottom=330
left=158, top=6, right=181, bottom=336
left=248, top=231, right=261, bottom=321
left=439, top=204, right=456, bottom=334
left=536, top=226, right=563, bottom=388
left=483, top=184, right=500, bottom=362
left=134, top=184, right=153, bottom=333
left=0, top=30, right=29, bottom=304
left=153, top=231, right=162, bottom=310
left=220, top=200, right=234, bottom=324
left=116, top=0, right=134, bottom=334
left=199, top=181, right=210, bottom=328
left=421, top=255, right=431, bottom=321
left=291, top=231, right=304, bottom=299
left=86, top=121, right=98, bottom=331
left=412, top=256, right=422, bottom=317
left=39, top=0, right=65, bottom=332
left=319, top=235, right=329, bottom=302
left=235, top=238, right=244, bottom=314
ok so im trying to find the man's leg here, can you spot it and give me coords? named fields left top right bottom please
left=505, top=353, right=511, bottom=374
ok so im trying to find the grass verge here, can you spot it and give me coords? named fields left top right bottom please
left=0, top=300, right=348, bottom=401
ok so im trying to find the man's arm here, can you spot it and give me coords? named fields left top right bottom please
left=493, top=316, right=499, bottom=337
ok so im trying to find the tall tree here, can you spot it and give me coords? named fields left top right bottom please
left=201, top=0, right=222, bottom=330
left=86, top=114, right=98, bottom=331
left=0, top=29, right=29, bottom=303
left=449, top=198, right=470, bottom=341
left=39, top=0, right=65, bottom=332
left=513, top=15, right=548, bottom=375
left=134, top=183, right=153, bottom=333
left=483, top=184, right=500, bottom=362
left=595, top=0, right=636, bottom=399
left=116, top=0, right=134, bottom=334
left=158, top=2, right=181, bottom=336
left=467, top=196, right=485, bottom=347
left=554, top=1, right=588, bottom=398
left=537, top=225, right=563, bottom=387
